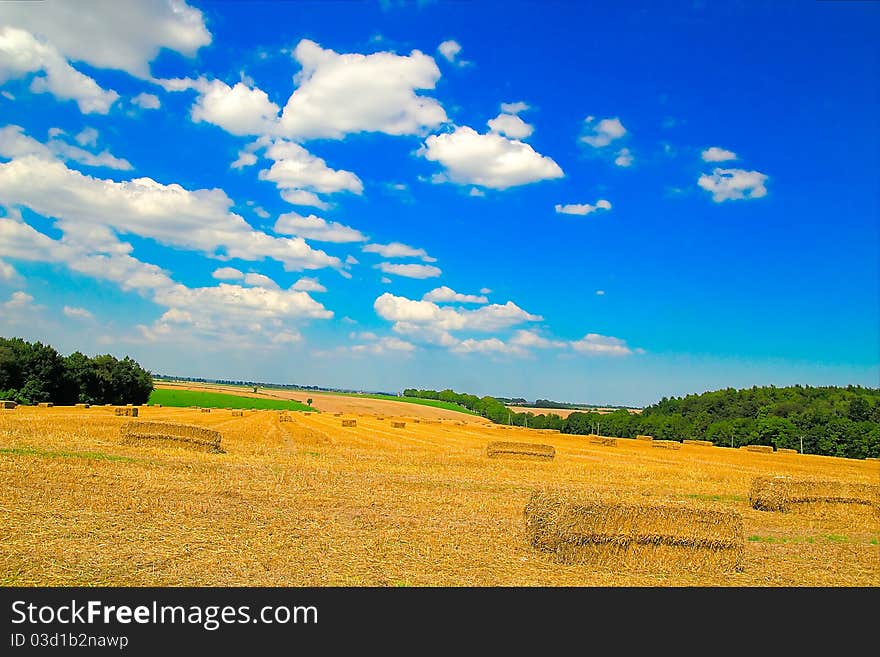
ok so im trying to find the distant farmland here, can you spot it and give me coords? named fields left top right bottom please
left=148, top=388, right=313, bottom=412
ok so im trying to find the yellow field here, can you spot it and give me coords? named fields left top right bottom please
left=1, top=405, right=877, bottom=586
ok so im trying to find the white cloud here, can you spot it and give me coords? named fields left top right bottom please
left=231, top=151, right=257, bottom=169
left=0, top=27, right=119, bottom=113
left=291, top=276, right=326, bottom=292
left=468, top=187, right=485, bottom=197
left=380, top=276, right=391, bottom=284
left=571, top=333, right=636, bottom=356
left=0, top=0, right=211, bottom=79
left=479, top=287, right=491, bottom=295
left=0, top=148, right=342, bottom=272
left=375, top=262, right=441, bottom=279
left=500, top=101, right=529, bottom=114
left=274, top=212, right=368, bottom=243
left=259, top=140, right=363, bottom=200
left=277, top=39, right=447, bottom=140
left=487, top=112, right=533, bottom=139
left=0, top=258, right=18, bottom=281
left=614, top=147, right=633, bottom=167
left=253, top=206, right=270, bottom=219
left=2, top=289, right=33, bottom=310
left=0, top=124, right=131, bottom=170
left=280, top=189, right=330, bottom=210
left=49, top=140, right=133, bottom=171
left=509, top=329, right=565, bottom=349
left=351, top=335, right=416, bottom=354
left=362, top=241, right=435, bottom=261
left=452, top=337, right=523, bottom=355
left=212, top=267, right=244, bottom=281
left=132, top=92, right=160, bottom=110
left=243, top=272, right=279, bottom=289
left=374, top=292, right=541, bottom=333
left=701, top=146, right=737, bottom=162
left=555, top=199, right=611, bottom=215
left=580, top=116, right=626, bottom=148
left=345, top=255, right=359, bottom=266
left=437, top=40, right=461, bottom=63
left=75, top=127, right=98, bottom=147
left=595, top=290, right=605, bottom=296
left=423, top=286, right=488, bottom=304
left=63, top=305, right=93, bottom=320
left=421, top=126, right=563, bottom=190
left=697, top=168, right=768, bottom=202
left=190, top=78, right=280, bottom=136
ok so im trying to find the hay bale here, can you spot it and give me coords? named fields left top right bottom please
left=749, top=476, right=880, bottom=514
left=683, top=439, right=713, bottom=447
left=0, top=400, right=17, bottom=409
left=741, top=444, right=774, bottom=453
left=536, top=429, right=561, bottom=433
left=200, top=408, right=211, bottom=413
left=154, top=404, right=162, bottom=408
left=280, top=414, right=293, bottom=422
left=341, top=419, right=357, bottom=427
left=114, top=407, right=139, bottom=417
left=120, top=420, right=223, bottom=453
left=422, top=419, right=441, bottom=425
left=74, top=403, right=90, bottom=408
left=231, top=410, right=244, bottom=417
left=333, top=412, right=343, bottom=417
left=487, top=441, right=555, bottom=461
left=588, top=435, right=617, bottom=447
left=636, top=435, right=653, bottom=441
left=865, top=457, right=879, bottom=463
left=652, top=440, right=681, bottom=450
left=37, top=402, right=53, bottom=408
left=524, top=490, right=744, bottom=573
left=777, top=448, right=798, bottom=454
left=391, top=421, right=406, bottom=429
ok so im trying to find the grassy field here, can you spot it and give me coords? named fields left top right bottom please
left=319, top=391, right=478, bottom=415
left=1, top=405, right=877, bottom=586
left=148, top=388, right=313, bottom=411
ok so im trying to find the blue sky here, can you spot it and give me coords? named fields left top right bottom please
left=0, top=0, right=877, bottom=406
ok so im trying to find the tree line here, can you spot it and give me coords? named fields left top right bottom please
left=404, top=385, right=880, bottom=459
left=0, top=337, right=154, bottom=405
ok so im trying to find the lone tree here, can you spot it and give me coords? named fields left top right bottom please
left=306, top=398, right=313, bottom=407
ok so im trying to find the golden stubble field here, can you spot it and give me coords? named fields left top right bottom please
left=1, top=405, right=877, bottom=587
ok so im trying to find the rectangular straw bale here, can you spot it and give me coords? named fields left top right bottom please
left=487, top=441, right=555, bottom=461
left=588, top=435, right=617, bottom=447
left=683, top=439, right=713, bottom=447
left=652, top=440, right=681, bottom=450
left=231, top=410, right=244, bottom=417
left=0, top=400, right=17, bottom=409
left=524, top=490, right=744, bottom=573
left=391, top=421, right=406, bottom=428
left=120, top=420, right=223, bottom=453
left=114, top=407, right=138, bottom=417
left=635, top=435, right=653, bottom=441
left=777, top=448, right=798, bottom=454
left=741, top=444, right=774, bottom=453
left=865, top=457, right=879, bottom=463
left=37, top=402, right=53, bottom=408
left=749, top=476, right=880, bottom=514
left=341, top=419, right=357, bottom=427
left=421, top=419, right=441, bottom=425
left=74, top=403, right=90, bottom=408
left=536, top=428, right=561, bottom=433
left=333, top=412, right=343, bottom=417
left=280, top=414, right=293, bottom=422
left=200, top=408, right=211, bottom=413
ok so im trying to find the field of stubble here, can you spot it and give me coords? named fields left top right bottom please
left=1, top=406, right=877, bottom=586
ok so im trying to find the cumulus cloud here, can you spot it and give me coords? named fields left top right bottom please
left=212, top=267, right=243, bottom=280
left=571, top=333, right=636, bottom=356
left=0, top=0, right=211, bottom=78
left=291, top=276, right=326, bottom=292
left=0, top=144, right=342, bottom=272
left=132, top=92, right=160, bottom=110
left=375, top=262, right=441, bottom=279
left=437, top=40, right=462, bottom=63
left=259, top=140, right=363, bottom=202
left=701, top=146, right=737, bottom=162
left=509, top=329, right=566, bottom=349
left=75, top=128, right=98, bottom=147
left=280, top=189, right=330, bottom=210
left=0, top=258, right=18, bottom=281
left=697, top=168, right=768, bottom=202
left=421, top=126, right=563, bottom=190
left=241, top=272, right=277, bottom=289
left=277, top=39, right=447, bottom=140
left=487, top=112, right=533, bottom=139
left=500, top=101, right=529, bottom=114
left=580, top=116, right=626, bottom=148
left=231, top=151, right=257, bottom=169
left=451, top=337, right=523, bottom=355
left=422, top=286, right=488, bottom=304
left=2, top=289, right=34, bottom=311
left=0, top=124, right=132, bottom=172
left=190, top=78, right=280, bottom=136
left=351, top=335, right=416, bottom=354
left=274, top=212, right=367, bottom=243
left=63, top=305, right=93, bottom=320
left=614, top=147, right=633, bottom=167
left=0, top=27, right=119, bottom=113
left=362, top=241, right=435, bottom=261
left=374, top=292, right=541, bottom=333
left=554, top=199, right=611, bottom=215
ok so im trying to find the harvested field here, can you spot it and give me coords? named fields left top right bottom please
left=120, top=420, right=223, bottom=454
left=487, top=441, right=555, bottom=461
left=1, top=406, right=877, bottom=586
left=524, top=490, right=744, bottom=573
